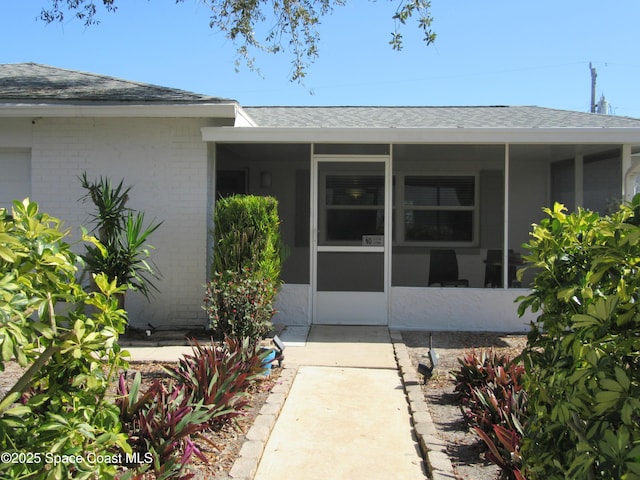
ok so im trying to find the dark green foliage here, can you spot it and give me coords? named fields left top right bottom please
left=208, top=195, right=284, bottom=341
left=212, top=194, right=283, bottom=282
left=517, top=198, right=640, bottom=480
left=453, top=349, right=526, bottom=480
left=80, top=172, right=162, bottom=303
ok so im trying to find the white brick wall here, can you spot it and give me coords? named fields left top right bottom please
left=3, top=117, right=213, bottom=329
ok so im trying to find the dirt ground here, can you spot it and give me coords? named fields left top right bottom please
left=402, top=331, right=528, bottom=480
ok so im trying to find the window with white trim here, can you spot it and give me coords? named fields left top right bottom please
left=396, top=174, right=478, bottom=245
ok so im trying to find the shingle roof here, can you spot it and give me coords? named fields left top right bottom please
left=0, top=63, right=233, bottom=104
left=244, top=106, right=640, bottom=129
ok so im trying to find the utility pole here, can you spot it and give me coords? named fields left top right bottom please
left=590, top=62, right=597, bottom=113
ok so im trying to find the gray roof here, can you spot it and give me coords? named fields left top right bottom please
left=3, top=63, right=640, bottom=129
left=0, top=63, right=233, bottom=104
left=244, top=105, right=640, bottom=129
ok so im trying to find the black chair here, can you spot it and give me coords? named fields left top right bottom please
left=428, top=249, right=469, bottom=287
left=484, top=249, right=523, bottom=287
left=484, top=249, right=503, bottom=287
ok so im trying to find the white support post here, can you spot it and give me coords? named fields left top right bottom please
left=621, top=145, right=635, bottom=202
left=386, top=144, right=393, bottom=320
left=503, top=144, right=510, bottom=290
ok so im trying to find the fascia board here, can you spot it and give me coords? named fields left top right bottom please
left=0, top=103, right=238, bottom=118
left=202, top=126, right=640, bottom=145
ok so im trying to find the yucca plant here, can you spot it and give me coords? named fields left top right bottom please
left=80, top=173, right=162, bottom=309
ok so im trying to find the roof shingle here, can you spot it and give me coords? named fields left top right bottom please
left=244, top=105, right=640, bottom=129
left=0, top=63, right=233, bottom=104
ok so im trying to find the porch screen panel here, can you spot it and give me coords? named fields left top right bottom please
left=402, top=175, right=476, bottom=244
left=583, top=155, right=621, bottom=214
left=550, top=159, right=575, bottom=211
left=317, top=252, right=384, bottom=292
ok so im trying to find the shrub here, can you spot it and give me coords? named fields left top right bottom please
left=0, top=199, right=130, bottom=480
left=211, top=194, right=283, bottom=282
left=204, top=268, right=277, bottom=340
left=517, top=199, right=640, bottom=479
left=208, top=195, right=284, bottom=341
left=453, top=349, right=526, bottom=480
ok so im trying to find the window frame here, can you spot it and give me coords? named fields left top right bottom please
left=394, top=171, right=479, bottom=247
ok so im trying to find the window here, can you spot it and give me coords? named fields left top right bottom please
left=398, top=174, right=477, bottom=245
left=322, top=173, right=385, bottom=244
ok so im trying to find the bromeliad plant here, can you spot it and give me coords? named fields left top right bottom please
left=453, top=349, right=527, bottom=480
left=517, top=198, right=640, bottom=479
left=117, top=373, right=212, bottom=480
left=79, top=172, right=162, bottom=308
left=117, top=336, right=269, bottom=478
left=170, top=337, right=269, bottom=425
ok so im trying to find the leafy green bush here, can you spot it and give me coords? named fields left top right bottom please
left=208, top=195, right=284, bottom=341
left=211, top=194, right=283, bottom=282
left=0, top=199, right=130, bottom=480
left=453, top=349, right=526, bottom=480
left=517, top=199, right=640, bottom=479
left=204, top=268, right=277, bottom=340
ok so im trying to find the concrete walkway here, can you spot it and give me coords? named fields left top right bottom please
left=253, top=326, right=427, bottom=480
left=125, top=326, right=431, bottom=480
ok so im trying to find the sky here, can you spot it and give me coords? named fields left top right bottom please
left=3, top=1, right=640, bottom=117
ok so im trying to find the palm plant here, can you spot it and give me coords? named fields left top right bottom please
left=80, top=173, right=162, bottom=307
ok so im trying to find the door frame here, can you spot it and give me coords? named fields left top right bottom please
left=310, top=153, right=392, bottom=325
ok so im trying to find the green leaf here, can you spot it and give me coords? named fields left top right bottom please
left=3, top=405, right=31, bottom=416
left=615, top=366, right=630, bottom=391
left=0, top=245, right=16, bottom=262
left=600, top=378, right=625, bottom=393
left=0, top=335, right=16, bottom=363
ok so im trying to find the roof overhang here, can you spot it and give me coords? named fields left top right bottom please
left=202, top=126, right=640, bottom=145
left=0, top=102, right=240, bottom=119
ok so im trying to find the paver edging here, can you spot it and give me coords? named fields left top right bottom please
left=389, top=330, right=457, bottom=480
left=228, top=363, right=299, bottom=480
